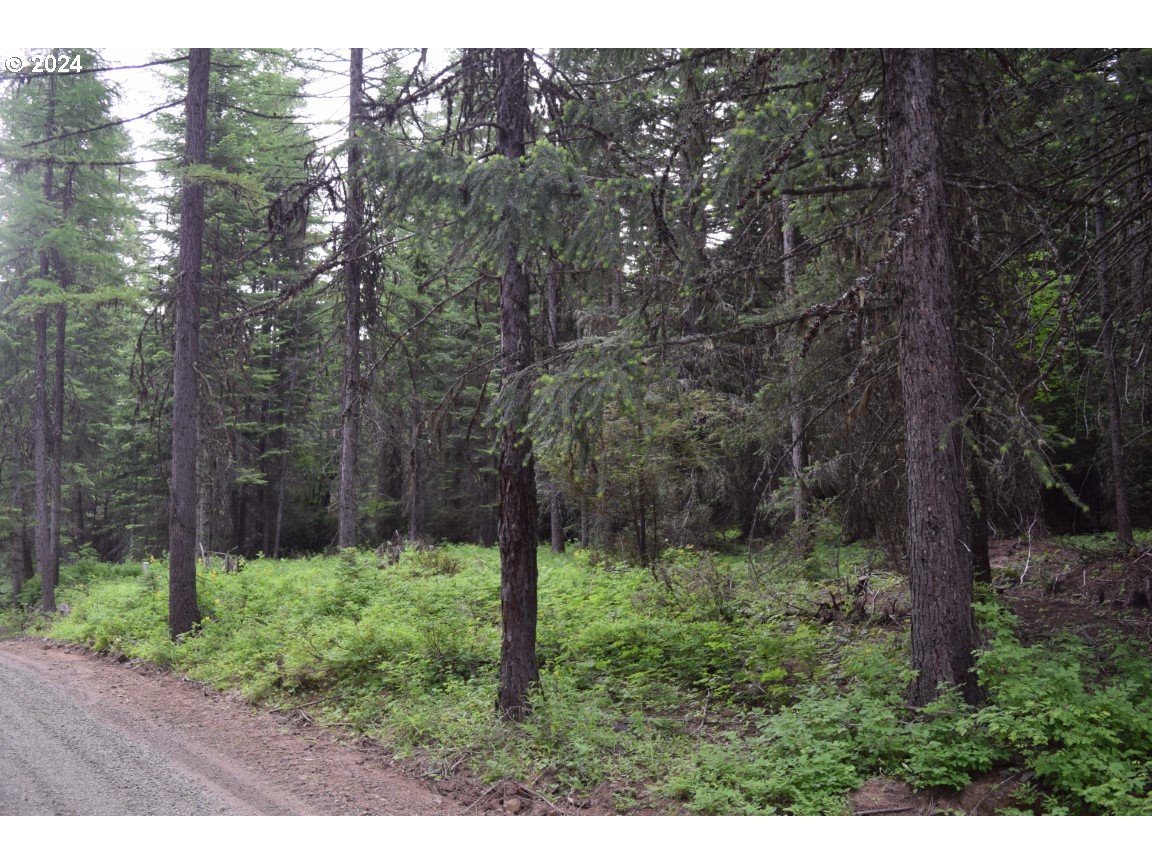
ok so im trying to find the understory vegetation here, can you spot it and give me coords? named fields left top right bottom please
left=12, top=534, right=1151, bottom=815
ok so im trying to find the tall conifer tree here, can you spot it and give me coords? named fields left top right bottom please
left=168, top=48, right=211, bottom=637
left=884, top=48, right=978, bottom=705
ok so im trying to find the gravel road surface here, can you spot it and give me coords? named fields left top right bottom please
left=0, top=643, right=231, bottom=814
left=0, top=638, right=458, bottom=815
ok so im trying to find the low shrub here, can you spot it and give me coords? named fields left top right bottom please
left=28, top=542, right=1152, bottom=815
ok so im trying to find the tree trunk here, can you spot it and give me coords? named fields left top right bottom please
left=231, top=483, right=247, bottom=555
left=968, top=407, right=993, bottom=584
left=1093, top=151, right=1134, bottom=548
left=1130, top=131, right=1148, bottom=318
left=271, top=354, right=298, bottom=559
left=34, top=78, right=57, bottom=612
left=494, top=48, right=540, bottom=720
left=9, top=428, right=31, bottom=603
left=884, top=49, right=979, bottom=707
left=257, top=436, right=270, bottom=555
left=546, top=255, right=565, bottom=554
left=33, top=309, right=54, bottom=611
left=781, top=192, right=811, bottom=543
left=549, top=492, right=564, bottom=554
left=196, top=459, right=208, bottom=559
left=636, top=490, right=648, bottom=565
left=679, top=59, right=709, bottom=336
left=255, top=327, right=273, bottom=556
left=376, top=420, right=394, bottom=543
left=337, top=48, right=365, bottom=549
left=406, top=398, right=422, bottom=543
left=970, top=448, right=993, bottom=584
left=75, top=488, right=85, bottom=550
left=48, top=172, right=73, bottom=598
left=610, top=267, right=622, bottom=320
left=168, top=48, right=210, bottom=638
left=19, top=525, right=34, bottom=601
left=940, top=54, right=994, bottom=583
left=272, top=439, right=289, bottom=559
left=48, top=303, right=65, bottom=586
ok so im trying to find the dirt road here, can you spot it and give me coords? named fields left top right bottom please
left=0, top=638, right=459, bottom=815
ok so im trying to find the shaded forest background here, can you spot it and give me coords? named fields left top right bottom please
left=2, top=48, right=1148, bottom=575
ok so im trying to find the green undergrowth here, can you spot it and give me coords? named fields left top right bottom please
left=1055, top=527, right=1152, bottom=555
left=670, top=598, right=1152, bottom=814
left=24, top=539, right=1152, bottom=814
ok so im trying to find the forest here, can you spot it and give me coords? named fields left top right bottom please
left=1, top=47, right=1151, bottom=816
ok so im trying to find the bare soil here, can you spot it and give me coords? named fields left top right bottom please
left=990, top=537, right=1152, bottom=644
left=850, top=771, right=1030, bottom=816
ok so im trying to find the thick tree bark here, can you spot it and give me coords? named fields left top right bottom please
left=884, top=49, right=979, bottom=707
left=337, top=48, right=365, bottom=549
left=494, top=48, right=540, bottom=720
left=1092, top=153, right=1134, bottom=548
left=168, top=48, right=210, bottom=638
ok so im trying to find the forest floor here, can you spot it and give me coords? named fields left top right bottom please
left=990, top=535, right=1152, bottom=644
left=849, top=533, right=1152, bottom=816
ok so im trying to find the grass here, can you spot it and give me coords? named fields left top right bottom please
left=7, top=532, right=1152, bottom=814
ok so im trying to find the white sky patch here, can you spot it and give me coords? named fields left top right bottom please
left=0, top=48, right=374, bottom=269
